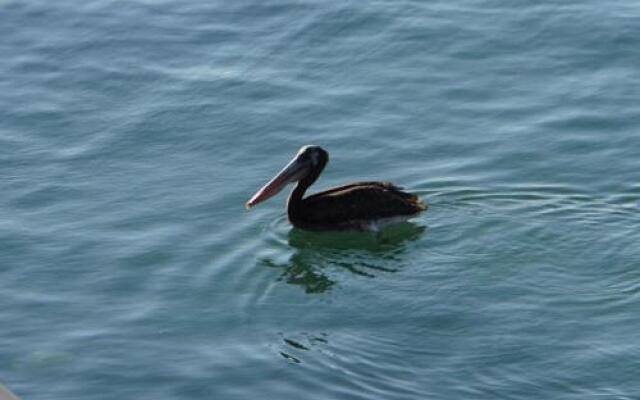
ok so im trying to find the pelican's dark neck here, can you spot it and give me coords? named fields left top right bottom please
left=287, top=157, right=327, bottom=223
left=287, top=182, right=308, bottom=220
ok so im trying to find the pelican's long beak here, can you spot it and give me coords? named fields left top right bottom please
left=246, top=153, right=310, bottom=209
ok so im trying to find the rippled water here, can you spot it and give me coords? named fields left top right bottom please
left=2, top=1, right=640, bottom=399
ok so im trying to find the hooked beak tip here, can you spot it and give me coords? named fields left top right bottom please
left=245, top=201, right=254, bottom=210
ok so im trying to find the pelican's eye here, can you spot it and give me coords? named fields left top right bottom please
left=309, top=151, right=319, bottom=166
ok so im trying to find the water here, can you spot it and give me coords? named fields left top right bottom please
left=2, top=0, right=640, bottom=398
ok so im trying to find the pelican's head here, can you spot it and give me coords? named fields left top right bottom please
left=246, top=145, right=328, bottom=209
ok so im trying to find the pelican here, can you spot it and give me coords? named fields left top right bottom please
left=246, top=145, right=426, bottom=231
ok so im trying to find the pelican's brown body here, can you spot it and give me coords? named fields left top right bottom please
left=246, top=146, right=427, bottom=231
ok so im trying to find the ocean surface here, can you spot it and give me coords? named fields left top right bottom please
left=2, top=1, right=640, bottom=399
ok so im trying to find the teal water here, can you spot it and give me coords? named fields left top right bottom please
left=2, top=1, right=640, bottom=398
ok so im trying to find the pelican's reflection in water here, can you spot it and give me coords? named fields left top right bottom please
left=263, top=222, right=426, bottom=294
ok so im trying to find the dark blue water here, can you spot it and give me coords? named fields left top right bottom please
left=2, top=1, right=640, bottom=399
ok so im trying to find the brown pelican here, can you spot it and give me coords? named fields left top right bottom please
left=246, top=145, right=427, bottom=231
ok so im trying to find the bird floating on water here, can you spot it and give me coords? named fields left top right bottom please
left=246, top=145, right=427, bottom=231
